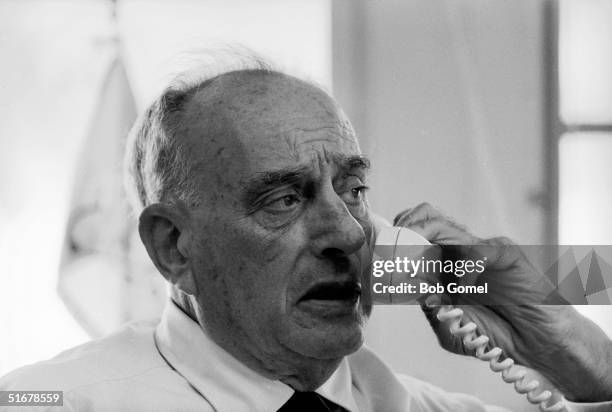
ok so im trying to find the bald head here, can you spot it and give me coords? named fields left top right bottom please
left=124, top=66, right=356, bottom=214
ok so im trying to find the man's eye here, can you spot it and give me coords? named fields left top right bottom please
left=264, top=194, right=301, bottom=212
left=341, top=185, right=369, bottom=204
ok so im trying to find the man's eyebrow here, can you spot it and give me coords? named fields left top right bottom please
left=243, top=166, right=310, bottom=199
left=339, top=155, right=371, bottom=171
left=242, top=156, right=370, bottom=203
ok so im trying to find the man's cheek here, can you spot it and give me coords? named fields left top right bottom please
left=233, top=221, right=293, bottom=263
left=253, top=210, right=300, bottom=231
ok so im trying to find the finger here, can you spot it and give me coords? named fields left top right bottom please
left=393, top=203, right=443, bottom=226
left=404, top=218, right=478, bottom=245
left=454, top=237, right=521, bottom=270
left=423, top=294, right=443, bottom=307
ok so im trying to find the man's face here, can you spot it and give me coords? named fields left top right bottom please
left=183, top=73, right=374, bottom=369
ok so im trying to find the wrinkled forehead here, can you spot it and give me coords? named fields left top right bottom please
left=185, top=72, right=362, bottom=186
left=235, top=108, right=361, bottom=171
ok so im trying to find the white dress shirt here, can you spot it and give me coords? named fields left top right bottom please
left=1, top=301, right=610, bottom=411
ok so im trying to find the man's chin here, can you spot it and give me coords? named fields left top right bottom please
left=285, top=306, right=366, bottom=359
left=290, top=327, right=364, bottom=360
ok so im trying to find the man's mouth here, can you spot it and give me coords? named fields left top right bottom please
left=301, top=281, right=361, bottom=301
left=297, top=281, right=362, bottom=316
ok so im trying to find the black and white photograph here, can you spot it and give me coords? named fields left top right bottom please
left=1, top=1, right=612, bottom=411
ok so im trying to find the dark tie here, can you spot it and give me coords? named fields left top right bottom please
left=277, top=391, right=348, bottom=412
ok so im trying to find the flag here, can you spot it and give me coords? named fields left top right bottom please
left=58, top=56, right=166, bottom=337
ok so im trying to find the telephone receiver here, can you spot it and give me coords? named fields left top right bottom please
left=373, top=225, right=568, bottom=412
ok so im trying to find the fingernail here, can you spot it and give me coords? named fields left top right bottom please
left=425, top=295, right=441, bottom=307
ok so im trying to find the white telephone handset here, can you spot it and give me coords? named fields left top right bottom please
left=374, top=226, right=568, bottom=411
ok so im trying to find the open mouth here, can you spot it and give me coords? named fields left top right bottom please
left=300, top=281, right=362, bottom=304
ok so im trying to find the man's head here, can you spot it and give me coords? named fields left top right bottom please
left=125, top=59, right=375, bottom=389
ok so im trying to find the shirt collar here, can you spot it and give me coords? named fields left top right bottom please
left=154, top=300, right=360, bottom=412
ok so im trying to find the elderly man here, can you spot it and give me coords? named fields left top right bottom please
left=2, top=61, right=612, bottom=412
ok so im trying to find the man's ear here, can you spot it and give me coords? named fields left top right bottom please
left=138, top=203, right=196, bottom=295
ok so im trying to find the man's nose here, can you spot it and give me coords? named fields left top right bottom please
left=308, top=189, right=367, bottom=258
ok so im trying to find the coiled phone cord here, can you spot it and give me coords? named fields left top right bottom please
left=436, top=305, right=568, bottom=412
